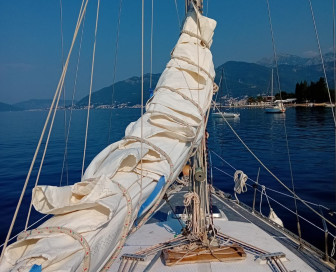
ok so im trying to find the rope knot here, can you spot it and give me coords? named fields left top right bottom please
left=233, top=170, right=248, bottom=194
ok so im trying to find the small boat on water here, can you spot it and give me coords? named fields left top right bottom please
left=212, top=111, right=240, bottom=118
left=265, top=101, right=286, bottom=113
left=264, top=68, right=286, bottom=113
left=212, top=67, right=240, bottom=119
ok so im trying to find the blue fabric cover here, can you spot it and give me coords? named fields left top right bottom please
left=29, top=264, right=42, bottom=272
left=137, top=176, right=165, bottom=218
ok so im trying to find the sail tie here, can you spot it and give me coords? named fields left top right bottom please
left=181, top=29, right=210, bottom=49
left=19, top=226, right=91, bottom=271
left=171, top=55, right=214, bottom=83
left=150, top=85, right=204, bottom=116
left=102, top=181, right=133, bottom=271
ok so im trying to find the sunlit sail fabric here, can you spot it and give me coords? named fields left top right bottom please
left=0, top=9, right=216, bottom=272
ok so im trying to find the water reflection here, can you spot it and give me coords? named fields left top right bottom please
left=295, top=107, right=329, bottom=127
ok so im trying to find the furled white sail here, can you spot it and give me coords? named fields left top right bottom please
left=0, top=9, right=216, bottom=272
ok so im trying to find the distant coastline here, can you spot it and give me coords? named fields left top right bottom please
left=1, top=103, right=334, bottom=113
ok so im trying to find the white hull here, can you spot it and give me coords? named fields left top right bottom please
left=212, top=111, right=240, bottom=118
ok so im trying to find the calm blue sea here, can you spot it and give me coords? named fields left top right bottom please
left=0, top=107, right=335, bottom=251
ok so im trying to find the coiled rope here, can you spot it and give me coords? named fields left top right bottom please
left=184, top=192, right=201, bottom=235
left=233, top=170, right=248, bottom=202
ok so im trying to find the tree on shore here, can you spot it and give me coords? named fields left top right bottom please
left=295, top=78, right=335, bottom=103
left=274, top=91, right=295, bottom=100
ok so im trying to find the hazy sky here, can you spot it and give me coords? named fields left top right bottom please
left=0, top=0, right=334, bottom=103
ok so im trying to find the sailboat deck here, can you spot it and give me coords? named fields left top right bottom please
left=109, top=188, right=334, bottom=272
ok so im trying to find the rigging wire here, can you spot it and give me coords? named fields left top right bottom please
left=60, top=12, right=87, bottom=186
left=82, top=0, right=101, bottom=178
left=150, top=0, right=154, bottom=89
left=0, top=0, right=89, bottom=262
left=308, top=0, right=336, bottom=127
left=107, top=0, right=123, bottom=144
left=137, top=0, right=144, bottom=217
left=25, top=62, right=67, bottom=230
left=174, top=0, right=182, bottom=29
left=333, top=0, right=336, bottom=245
left=59, top=0, right=69, bottom=185
left=265, top=0, right=301, bottom=241
left=332, top=4, right=336, bottom=251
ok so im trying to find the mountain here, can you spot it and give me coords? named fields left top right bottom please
left=77, top=59, right=334, bottom=106
left=0, top=102, right=22, bottom=112
left=3, top=54, right=333, bottom=111
left=214, top=60, right=334, bottom=98
left=215, top=62, right=270, bottom=97
left=13, top=99, right=74, bottom=110
left=257, top=52, right=335, bottom=67
left=77, top=73, right=161, bottom=107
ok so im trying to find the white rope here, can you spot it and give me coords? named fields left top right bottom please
left=82, top=0, right=101, bottom=178
left=177, top=177, right=189, bottom=186
left=233, top=170, right=248, bottom=194
left=308, top=0, right=336, bottom=127
left=331, top=236, right=336, bottom=257
left=184, top=192, right=200, bottom=234
left=233, top=170, right=248, bottom=203
left=0, top=0, right=88, bottom=262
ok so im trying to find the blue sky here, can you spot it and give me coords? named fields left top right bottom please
left=0, top=0, right=334, bottom=103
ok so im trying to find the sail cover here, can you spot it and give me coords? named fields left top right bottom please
left=0, top=9, right=216, bottom=272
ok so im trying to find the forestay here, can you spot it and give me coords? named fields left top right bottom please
left=0, top=9, right=216, bottom=272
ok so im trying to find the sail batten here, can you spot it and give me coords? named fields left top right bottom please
left=0, top=9, right=216, bottom=272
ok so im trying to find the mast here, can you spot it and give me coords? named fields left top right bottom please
left=186, top=0, right=203, bottom=14
left=220, top=68, right=224, bottom=110
left=271, top=68, right=273, bottom=100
